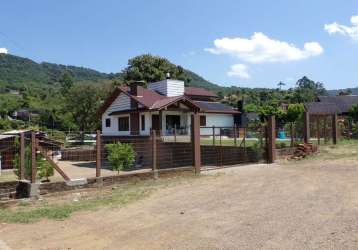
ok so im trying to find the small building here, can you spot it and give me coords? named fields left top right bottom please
left=315, top=95, right=358, bottom=115
left=98, top=79, right=239, bottom=136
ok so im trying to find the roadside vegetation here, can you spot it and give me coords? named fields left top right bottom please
left=0, top=173, right=204, bottom=224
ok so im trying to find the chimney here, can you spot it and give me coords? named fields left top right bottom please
left=130, top=81, right=145, bottom=96
left=166, top=72, right=171, bottom=79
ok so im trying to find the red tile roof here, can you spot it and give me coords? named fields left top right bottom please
left=184, top=87, right=217, bottom=97
left=98, top=85, right=238, bottom=116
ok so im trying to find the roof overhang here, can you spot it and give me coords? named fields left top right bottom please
left=97, top=87, right=150, bottom=117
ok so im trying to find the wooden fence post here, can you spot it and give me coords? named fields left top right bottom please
left=191, top=113, right=201, bottom=174
left=303, top=111, right=310, bottom=143
left=316, top=117, right=321, bottom=145
left=152, top=130, right=158, bottom=178
left=234, top=126, right=237, bottom=146
left=267, top=116, right=276, bottom=163
left=31, top=131, right=37, bottom=183
left=332, top=113, right=338, bottom=145
left=96, top=130, right=101, bottom=178
left=19, top=132, right=25, bottom=180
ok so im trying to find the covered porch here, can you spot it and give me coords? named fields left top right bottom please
left=109, top=97, right=200, bottom=137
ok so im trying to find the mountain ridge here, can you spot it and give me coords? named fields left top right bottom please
left=0, top=53, right=353, bottom=96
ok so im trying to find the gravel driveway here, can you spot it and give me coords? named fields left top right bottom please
left=1, top=144, right=358, bottom=249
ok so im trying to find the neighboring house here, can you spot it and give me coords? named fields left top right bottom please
left=11, top=109, right=39, bottom=122
left=98, top=79, right=239, bottom=136
left=314, top=95, right=358, bottom=115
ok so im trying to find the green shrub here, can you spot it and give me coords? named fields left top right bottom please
left=105, top=142, right=136, bottom=173
left=352, top=123, right=358, bottom=139
left=13, top=138, right=54, bottom=181
left=37, top=158, right=54, bottom=182
left=276, top=142, right=287, bottom=149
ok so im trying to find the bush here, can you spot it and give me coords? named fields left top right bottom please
left=105, top=142, right=136, bottom=173
left=37, top=158, right=54, bottom=182
left=352, top=123, right=358, bottom=139
left=13, top=138, right=54, bottom=181
left=276, top=142, right=287, bottom=149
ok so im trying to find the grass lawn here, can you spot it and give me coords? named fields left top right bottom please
left=0, top=173, right=202, bottom=224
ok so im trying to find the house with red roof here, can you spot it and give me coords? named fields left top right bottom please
left=98, top=78, right=239, bottom=136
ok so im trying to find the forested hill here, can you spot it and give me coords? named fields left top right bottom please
left=0, top=53, right=351, bottom=96
left=0, top=53, right=111, bottom=89
left=0, top=53, right=221, bottom=92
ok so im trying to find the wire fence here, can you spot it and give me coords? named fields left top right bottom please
left=0, top=124, right=270, bottom=184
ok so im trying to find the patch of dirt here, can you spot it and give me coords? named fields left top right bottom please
left=2, top=155, right=358, bottom=249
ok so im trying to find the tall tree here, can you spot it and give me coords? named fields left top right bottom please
left=66, top=84, right=101, bottom=132
left=284, top=104, right=305, bottom=146
left=59, top=71, right=74, bottom=94
left=277, top=81, right=286, bottom=90
left=122, top=54, right=191, bottom=83
left=291, top=76, right=327, bottom=103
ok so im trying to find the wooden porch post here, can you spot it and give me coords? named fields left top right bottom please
left=159, top=110, right=163, bottom=136
left=267, top=116, right=276, bottom=163
left=303, top=111, right=310, bottom=143
left=96, top=130, right=101, bottom=178
left=31, top=131, right=37, bottom=183
left=19, top=132, right=25, bottom=180
left=191, top=113, right=201, bottom=174
left=332, top=113, right=338, bottom=145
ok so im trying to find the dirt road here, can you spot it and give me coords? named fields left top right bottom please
left=2, top=148, right=358, bottom=249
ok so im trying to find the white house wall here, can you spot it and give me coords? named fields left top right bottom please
left=148, top=79, right=184, bottom=97
left=200, top=113, right=234, bottom=136
left=102, top=93, right=131, bottom=136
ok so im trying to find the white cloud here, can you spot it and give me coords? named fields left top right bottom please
left=0, top=48, right=8, bottom=54
left=227, top=64, right=250, bottom=79
left=205, top=32, right=323, bottom=64
left=325, top=15, right=358, bottom=41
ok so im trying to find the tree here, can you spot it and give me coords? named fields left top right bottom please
left=284, top=104, right=305, bottom=146
left=348, top=104, right=358, bottom=123
left=0, top=94, right=23, bottom=118
left=13, top=139, right=54, bottom=181
left=122, top=54, right=191, bottom=83
left=59, top=71, right=74, bottom=94
left=291, top=76, right=327, bottom=103
left=105, top=142, right=136, bottom=173
left=277, top=81, right=286, bottom=90
left=66, top=83, right=101, bottom=132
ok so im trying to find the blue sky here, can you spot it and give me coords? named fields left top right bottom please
left=1, top=0, right=358, bottom=89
